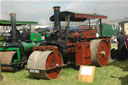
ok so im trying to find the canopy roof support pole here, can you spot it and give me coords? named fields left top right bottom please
left=99, top=19, right=102, bottom=36
left=88, top=19, right=91, bottom=29
left=65, top=15, right=71, bottom=41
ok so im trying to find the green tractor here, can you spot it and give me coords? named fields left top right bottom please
left=0, top=13, right=44, bottom=72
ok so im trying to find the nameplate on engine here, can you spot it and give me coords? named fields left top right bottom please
left=29, top=69, right=40, bottom=73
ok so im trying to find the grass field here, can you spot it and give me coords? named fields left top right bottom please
left=1, top=43, right=128, bottom=85
left=111, top=43, right=117, bottom=49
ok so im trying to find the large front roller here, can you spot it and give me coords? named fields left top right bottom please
left=90, top=39, right=110, bottom=66
left=28, top=51, right=63, bottom=79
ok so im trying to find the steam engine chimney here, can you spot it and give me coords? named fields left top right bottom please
left=10, top=13, right=17, bottom=42
left=53, top=6, right=61, bottom=31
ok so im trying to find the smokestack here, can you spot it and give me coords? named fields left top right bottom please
left=10, top=13, right=17, bottom=42
left=53, top=6, right=61, bottom=31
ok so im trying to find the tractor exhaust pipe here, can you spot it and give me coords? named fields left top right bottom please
left=10, top=13, right=17, bottom=42
left=53, top=6, right=61, bottom=31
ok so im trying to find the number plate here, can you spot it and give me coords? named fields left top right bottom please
left=29, top=69, right=40, bottom=73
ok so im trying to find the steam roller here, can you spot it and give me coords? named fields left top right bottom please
left=0, top=13, right=42, bottom=72
left=28, top=50, right=63, bottom=79
left=27, top=6, right=111, bottom=79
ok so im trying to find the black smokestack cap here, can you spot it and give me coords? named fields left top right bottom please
left=53, top=6, right=61, bottom=31
left=53, top=6, right=60, bottom=10
left=10, top=13, right=17, bottom=42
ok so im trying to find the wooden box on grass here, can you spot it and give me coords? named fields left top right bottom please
left=78, top=65, right=95, bottom=83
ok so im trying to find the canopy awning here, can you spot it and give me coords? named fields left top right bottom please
left=50, top=11, right=107, bottom=22
left=0, top=20, right=38, bottom=26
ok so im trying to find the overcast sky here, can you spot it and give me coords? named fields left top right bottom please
left=0, top=0, right=128, bottom=25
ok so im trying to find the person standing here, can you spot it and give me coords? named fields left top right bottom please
left=117, top=31, right=127, bottom=60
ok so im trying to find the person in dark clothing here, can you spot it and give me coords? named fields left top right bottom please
left=117, top=31, right=127, bottom=60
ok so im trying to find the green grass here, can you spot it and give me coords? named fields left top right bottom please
left=1, top=43, right=128, bottom=85
left=111, top=43, right=117, bottom=49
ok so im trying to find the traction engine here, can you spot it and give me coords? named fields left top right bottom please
left=27, top=6, right=111, bottom=79
left=0, top=13, right=42, bottom=72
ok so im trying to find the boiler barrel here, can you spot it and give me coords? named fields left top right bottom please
left=21, top=42, right=40, bottom=52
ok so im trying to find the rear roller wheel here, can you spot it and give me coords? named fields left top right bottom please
left=28, top=51, right=63, bottom=79
left=90, top=39, right=110, bottom=66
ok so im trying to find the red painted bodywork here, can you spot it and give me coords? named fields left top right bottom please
left=79, top=29, right=96, bottom=38
left=75, top=13, right=107, bottom=19
left=75, top=42, right=91, bottom=65
left=67, top=43, right=73, bottom=53
left=68, top=29, right=96, bottom=39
